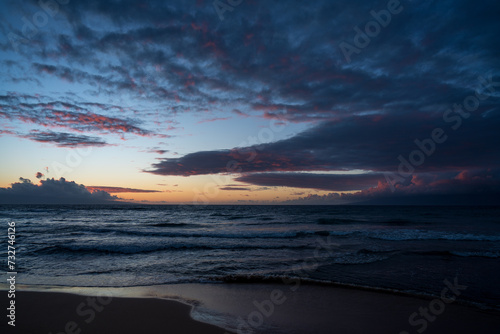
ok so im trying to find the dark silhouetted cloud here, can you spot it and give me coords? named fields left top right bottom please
left=235, top=172, right=383, bottom=191
left=147, top=112, right=500, bottom=176
left=24, top=131, right=108, bottom=147
left=219, top=187, right=251, bottom=191
left=285, top=169, right=500, bottom=205
left=86, top=186, right=161, bottom=193
left=0, top=178, right=119, bottom=204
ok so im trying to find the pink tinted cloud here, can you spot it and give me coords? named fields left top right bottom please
left=86, top=186, right=161, bottom=193
left=197, top=117, right=231, bottom=124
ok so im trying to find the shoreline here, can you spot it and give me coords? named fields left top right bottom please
left=3, top=274, right=499, bottom=312
left=2, top=283, right=500, bottom=334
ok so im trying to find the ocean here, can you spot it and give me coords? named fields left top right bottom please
left=2, top=204, right=500, bottom=312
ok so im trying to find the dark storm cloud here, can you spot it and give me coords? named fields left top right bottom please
left=0, top=177, right=118, bottom=204
left=235, top=173, right=384, bottom=191
left=147, top=110, right=500, bottom=176
left=24, top=131, right=108, bottom=147
left=1, top=0, right=499, bottom=123
left=285, top=169, right=500, bottom=205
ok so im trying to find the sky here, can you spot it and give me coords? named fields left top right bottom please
left=0, top=0, right=499, bottom=205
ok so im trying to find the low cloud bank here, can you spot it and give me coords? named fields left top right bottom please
left=0, top=177, right=119, bottom=204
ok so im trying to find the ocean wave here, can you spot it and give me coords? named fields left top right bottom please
left=90, top=229, right=350, bottom=239
left=317, top=218, right=416, bottom=226
left=225, top=215, right=255, bottom=220
left=147, top=222, right=196, bottom=227
left=378, top=219, right=415, bottom=225
left=23, top=225, right=355, bottom=239
left=367, top=229, right=500, bottom=242
left=209, top=212, right=232, bottom=217
left=330, top=254, right=390, bottom=264
left=409, top=250, right=456, bottom=257
left=317, top=217, right=362, bottom=225
left=449, top=251, right=500, bottom=258
left=397, top=250, right=500, bottom=259
left=32, top=243, right=313, bottom=255
left=357, top=248, right=397, bottom=255
left=207, top=274, right=423, bottom=294
left=80, top=227, right=497, bottom=242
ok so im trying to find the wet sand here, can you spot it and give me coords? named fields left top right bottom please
left=1, top=284, right=499, bottom=333
left=0, top=290, right=230, bottom=334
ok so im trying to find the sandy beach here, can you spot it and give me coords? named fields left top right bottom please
left=1, top=283, right=499, bottom=334
left=0, top=290, right=230, bottom=334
